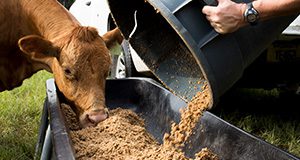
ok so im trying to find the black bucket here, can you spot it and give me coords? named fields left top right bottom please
left=37, top=78, right=300, bottom=160
left=107, top=0, right=297, bottom=106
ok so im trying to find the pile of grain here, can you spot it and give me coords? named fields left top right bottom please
left=62, top=83, right=218, bottom=160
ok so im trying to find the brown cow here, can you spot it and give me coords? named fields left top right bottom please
left=0, top=0, right=123, bottom=127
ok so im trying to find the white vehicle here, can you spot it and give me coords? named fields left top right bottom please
left=69, top=0, right=151, bottom=79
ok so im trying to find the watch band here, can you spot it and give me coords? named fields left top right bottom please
left=244, top=2, right=259, bottom=25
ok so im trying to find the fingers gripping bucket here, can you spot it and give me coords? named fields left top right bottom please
left=107, top=0, right=297, bottom=106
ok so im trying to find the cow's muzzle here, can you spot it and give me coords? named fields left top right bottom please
left=80, top=107, right=109, bottom=128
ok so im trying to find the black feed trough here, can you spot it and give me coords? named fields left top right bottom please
left=36, top=78, right=300, bottom=160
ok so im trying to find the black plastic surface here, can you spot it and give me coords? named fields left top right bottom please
left=46, top=79, right=76, bottom=160
left=44, top=78, right=299, bottom=160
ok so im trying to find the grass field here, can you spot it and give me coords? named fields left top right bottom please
left=0, top=71, right=52, bottom=160
left=0, top=70, right=299, bottom=159
left=212, top=87, right=300, bottom=157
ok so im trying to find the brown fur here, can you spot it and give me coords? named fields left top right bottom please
left=0, top=0, right=123, bottom=127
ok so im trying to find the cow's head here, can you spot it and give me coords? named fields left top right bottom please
left=18, top=27, right=123, bottom=128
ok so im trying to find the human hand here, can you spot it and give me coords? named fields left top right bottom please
left=202, top=0, right=247, bottom=34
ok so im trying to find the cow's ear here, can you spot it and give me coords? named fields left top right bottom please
left=102, top=28, right=123, bottom=49
left=18, top=35, right=58, bottom=64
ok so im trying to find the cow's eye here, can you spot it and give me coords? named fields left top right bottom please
left=64, top=68, right=75, bottom=80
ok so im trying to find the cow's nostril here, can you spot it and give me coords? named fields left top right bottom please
left=86, top=110, right=108, bottom=125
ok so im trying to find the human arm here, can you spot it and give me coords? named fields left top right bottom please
left=254, top=0, right=300, bottom=20
left=202, top=0, right=300, bottom=34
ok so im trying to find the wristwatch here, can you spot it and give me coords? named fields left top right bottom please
left=244, top=2, right=259, bottom=25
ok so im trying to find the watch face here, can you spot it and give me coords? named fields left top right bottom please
left=244, top=3, right=259, bottom=25
left=248, top=14, right=257, bottom=22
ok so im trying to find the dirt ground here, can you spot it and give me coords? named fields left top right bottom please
left=62, top=83, right=218, bottom=160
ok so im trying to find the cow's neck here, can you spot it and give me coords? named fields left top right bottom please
left=22, top=0, right=80, bottom=41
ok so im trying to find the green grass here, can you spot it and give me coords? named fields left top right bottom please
left=219, top=111, right=300, bottom=156
left=213, top=87, right=300, bottom=157
left=0, top=70, right=52, bottom=160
